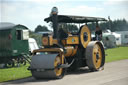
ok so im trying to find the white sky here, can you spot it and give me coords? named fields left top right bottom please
left=0, top=0, right=128, bottom=31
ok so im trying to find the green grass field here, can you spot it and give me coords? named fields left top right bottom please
left=105, top=47, right=128, bottom=62
left=0, top=64, right=31, bottom=83
left=0, top=46, right=128, bottom=82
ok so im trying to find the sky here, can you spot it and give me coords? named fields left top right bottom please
left=0, top=0, right=128, bottom=31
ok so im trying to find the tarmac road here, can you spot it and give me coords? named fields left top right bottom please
left=1, top=59, right=128, bottom=85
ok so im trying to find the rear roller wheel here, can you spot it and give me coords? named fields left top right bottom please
left=86, top=41, right=105, bottom=71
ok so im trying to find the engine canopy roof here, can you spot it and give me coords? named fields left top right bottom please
left=44, top=15, right=107, bottom=23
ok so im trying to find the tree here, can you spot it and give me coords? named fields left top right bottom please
left=87, top=19, right=128, bottom=32
left=35, top=25, right=49, bottom=32
left=29, top=30, right=42, bottom=46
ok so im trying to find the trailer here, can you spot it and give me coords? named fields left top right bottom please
left=102, top=33, right=116, bottom=48
left=0, top=22, right=29, bottom=67
left=115, top=31, right=128, bottom=45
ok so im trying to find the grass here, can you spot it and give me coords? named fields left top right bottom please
left=105, top=46, right=128, bottom=62
left=0, top=64, right=31, bottom=83
left=0, top=46, right=128, bottom=82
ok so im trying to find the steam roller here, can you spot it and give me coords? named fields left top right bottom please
left=28, top=7, right=106, bottom=79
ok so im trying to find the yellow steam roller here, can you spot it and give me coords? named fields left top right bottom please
left=29, top=7, right=107, bottom=79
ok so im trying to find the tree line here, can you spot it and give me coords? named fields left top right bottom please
left=87, top=19, right=128, bottom=32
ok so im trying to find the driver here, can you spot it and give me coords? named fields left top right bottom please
left=95, top=26, right=102, bottom=41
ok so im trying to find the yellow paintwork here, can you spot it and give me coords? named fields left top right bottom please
left=92, top=43, right=102, bottom=69
left=71, top=46, right=78, bottom=56
left=80, top=25, right=91, bottom=48
left=33, top=48, right=63, bottom=55
left=62, top=36, right=79, bottom=45
left=53, top=39, right=58, bottom=44
left=42, top=36, right=58, bottom=46
left=64, top=46, right=74, bottom=57
left=33, top=46, right=77, bottom=57
left=49, top=35, right=53, bottom=45
left=64, top=46, right=78, bottom=57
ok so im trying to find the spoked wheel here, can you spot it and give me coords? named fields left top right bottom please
left=19, top=57, right=26, bottom=66
left=5, top=59, right=15, bottom=68
left=86, top=41, right=105, bottom=71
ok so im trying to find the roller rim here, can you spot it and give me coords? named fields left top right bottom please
left=86, top=41, right=105, bottom=71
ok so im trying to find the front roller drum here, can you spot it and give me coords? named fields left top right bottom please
left=30, top=54, right=65, bottom=79
left=86, top=41, right=105, bottom=71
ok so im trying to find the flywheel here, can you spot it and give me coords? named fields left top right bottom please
left=79, top=25, right=91, bottom=48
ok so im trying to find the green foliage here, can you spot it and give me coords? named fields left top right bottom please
left=87, top=19, right=128, bottom=31
left=29, top=31, right=42, bottom=47
left=110, top=19, right=128, bottom=31
left=35, top=25, right=49, bottom=33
